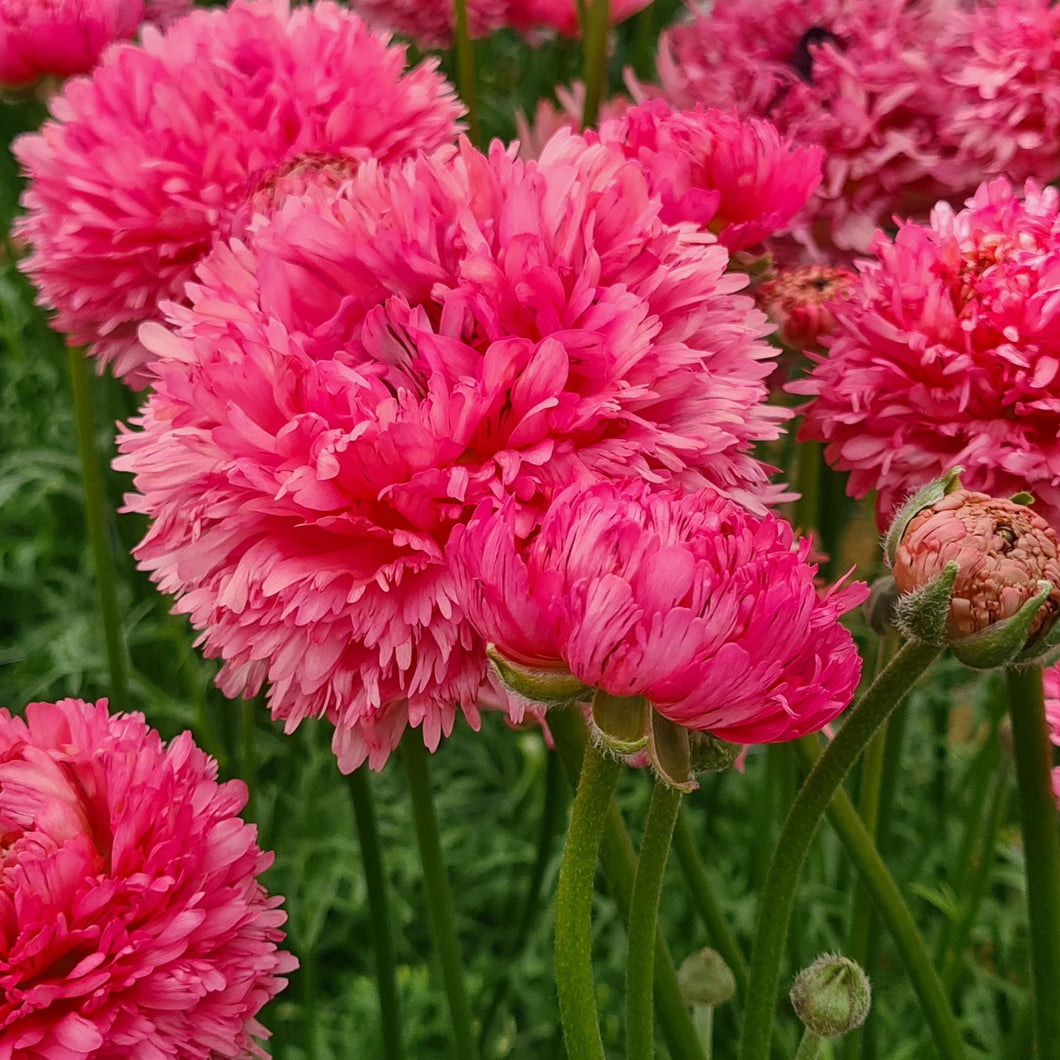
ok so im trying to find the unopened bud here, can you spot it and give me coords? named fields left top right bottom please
left=679, top=949, right=736, bottom=1008
left=790, top=954, right=871, bottom=1038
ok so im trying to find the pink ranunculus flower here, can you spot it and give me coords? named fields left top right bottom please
left=793, top=177, right=1060, bottom=533
left=0, top=0, right=144, bottom=89
left=515, top=83, right=632, bottom=161
left=115, top=133, right=788, bottom=772
left=449, top=482, right=866, bottom=745
left=589, top=100, right=823, bottom=252
left=141, top=0, right=192, bottom=27
left=654, top=0, right=978, bottom=256
left=14, top=0, right=464, bottom=387
left=1043, top=665, right=1060, bottom=806
left=0, top=698, right=296, bottom=1059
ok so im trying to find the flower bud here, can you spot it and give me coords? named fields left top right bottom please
left=487, top=646, right=589, bottom=704
left=755, top=265, right=855, bottom=352
left=679, top=949, right=736, bottom=1008
left=689, top=731, right=742, bottom=775
left=790, top=954, right=871, bottom=1038
left=887, top=476, right=1060, bottom=668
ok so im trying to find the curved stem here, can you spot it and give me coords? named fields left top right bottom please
left=347, top=766, right=404, bottom=1060
left=627, top=782, right=682, bottom=1060
left=549, top=707, right=707, bottom=1060
left=673, top=810, right=749, bottom=998
left=451, top=0, right=481, bottom=148
left=556, top=727, right=621, bottom=1060
left=1005, top=665, right=1060, bottom=1058
left=68, top=346, right=129, bottom=708
left=792, top=737, right=966, bottom=1060
left=580, top=0, right=610, bottom=129
left=402, top=733, right=479, bottom=1060
left=739, top=637, right=943, bottom=1060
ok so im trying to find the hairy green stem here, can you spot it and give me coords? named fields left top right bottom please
left=792, top=737, right=966, bottom=1060
left=451, top=0, right=481, bottom=147
left=402, top=733, right=479, bottom=1060
left=794, top=1030, right=825, bottom=1060
left=627, top=782, right=683, bottom=1060
left=1006, top=665, right=1060, bottom=1058
left=580, top=0, right=610, bottom=129
left=68, top=346, right=129, bottom=708
left=555, top=728, right=621, bottom=1060
left=549, top=708, right=707, bottom=1060
left=739, top=638, right=943, bottom=1060
left=347, top=766, right=404, bottom=1060
left=673, top=811, right=749, bottom=998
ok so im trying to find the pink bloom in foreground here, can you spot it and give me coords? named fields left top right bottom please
left=450, top=482, right=866, bottom=743
left=1043, top=665, right=1060, bottom=805
left=0, top=698, right=295, bottom=1059
left=795, top=178, right=1060, bottom=533
left=655, top=0, right=973, bottom=255
left=591, top=100, right=823, bottom=252
left=0, top=0, right=143, bottom=88
left=15, top=0, right=463, bottom=386
left=116, top=134, right=787, bottom=772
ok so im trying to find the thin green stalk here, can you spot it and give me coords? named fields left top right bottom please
left=451, top=0, right=481, bottom=147
left=1005, top=665, right=1060, bottom=1057
left=347, top=767, right=404, bottom=1060
left=739, top=637, right=944, bottom=1060
left=479, top=751, right=567, bottom=1052
left=549, top=707, right=707, bottom=1060
left=673, top=810, right=749, bottom=998
left=580, top=0, right=611, bottom=129
left=68, top=345, right=130, bottom=708
left=402, top=733, right=479, bottom=1060
left=793, top=439, right=822, bottom=538
left=555, top=728, right=621, bottom=1060
left=240, top=698, right=258, bottom=822
left=627, top=782, right=683, bottom=1060
left=795, top=1030, right=825, bottom=1060
left=792, top=737, right=966, bottom=1060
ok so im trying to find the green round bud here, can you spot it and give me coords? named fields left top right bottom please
left=678, top=948, right=736, bottom=1008
left=789, top=954, right=871, bottom=1038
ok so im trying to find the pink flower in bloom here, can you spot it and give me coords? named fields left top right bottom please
left=115, top=134, right=788, bottom=772
left=0, top=698, right=296, bottom=1058
left=793, top=178, right=1060, bottom=532
left=755, top=265, right=856, bottom=352
left=141, top=0, right=192, bottom=27
left=449, top=482, right=866, bottom=743
left=515, top=83, right=631, bottom=161
left=0, top=0, right=144, bottom=88
left=588, top=100, right=823, bottom=252
left=655, top=0, right=975, bottom=255
left=347, top=0, right=649, bottom=48
left=938, top=0, right=1060, bottom=188
left=14, top=0, right=463, bottom=386
left=1043, top=665, right=1060, bottom=805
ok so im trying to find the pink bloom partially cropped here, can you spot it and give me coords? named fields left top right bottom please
left=0, top=698, right=295, bottom=1059
left=15, top=0, right=463, bottom=386
left=0, top=0, right=143, bottom=88
left=141, top=0, right=191, bottom=27
left=938, top=0, right=1060, bottom=188
left=116, top=134, right=787, bottom=772
left=655, top=0, right=978, bottom=255
left=449, top=482, right=866, bottom=743
left=1044, top=665, right=1060, bottom=805
left=794, top=178, right=1060, bottom=532
left=589, top=100, right=822, bottom=252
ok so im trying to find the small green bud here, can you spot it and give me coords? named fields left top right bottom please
left=790, top=954, right=871, bottom=1038
left=486, top=646, right=589, bottom=705
left=678, top=949, right=736, bottom=1008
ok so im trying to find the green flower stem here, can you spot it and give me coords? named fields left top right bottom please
left=627, top=782, right=683, bottom=1060
left=240, top=698, right=258, bottom=822
left=555, top=728, right=621, bottom=1060
left=793, top=439, right=822, bottom=538
left=1005, top=665, right=1060, bottom=1058
left=791, top=737, right=966, bottom=1060
left=549, top=707, right=707, bottom=1060
left=402, top=733, right=479, bottom=1060
left=673, top=811, right=749, bottom=999
left=451, top=0, right=481, bottom=148
left=347, top=766, right=404, bottom=1060
left=68, top=345, right=130, bottom=709
left=739, top=637, right=943, bottom=1060
left=794, top=1030, right=825, bottom=1060
left=479, top=751, right=567, bottom=1052
left=580, top=0, right=610, bottom=129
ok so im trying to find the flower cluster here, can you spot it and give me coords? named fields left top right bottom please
left=795, top=178, right=1060, bottom=533
left=449, top=481, right=866, bottom=745
left=0, top=698, right=295, bottom=1058
left=15, top=0, right=463, bottom=385
left=115, top=133, right=786, bottom=772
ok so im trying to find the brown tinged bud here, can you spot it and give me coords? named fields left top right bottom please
left=679, top=949, right=736, bottom=1008
left=790, top=954, right=871, bottom=1038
